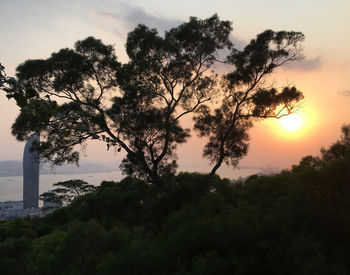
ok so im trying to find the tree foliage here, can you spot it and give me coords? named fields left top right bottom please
left=0, top=63, right=6, bottom=88
left=194, top=30, right=304, bottom=174
left=0, top=63, right=15, bottom=92
left=1, top=129, right=350, bottom=274
left=292, top=124, right=350, bottom=172
left=40, top=179, right=96, bottom=206
left=4, top=15, right=304, bottom=186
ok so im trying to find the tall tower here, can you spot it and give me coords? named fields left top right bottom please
left=23, top=133, right=40, bottom=209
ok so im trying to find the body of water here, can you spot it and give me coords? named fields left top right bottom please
left=0, top=171, right=124, bottom=202
left=0, top=168, right=265, bottom=202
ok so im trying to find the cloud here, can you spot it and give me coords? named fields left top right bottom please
left=121, top=6, right=182, bottom=33
left=96, top=5, right=182, bottom=37
left=95, top=5, right=273, bottom=71
left=288, top=56, right=323, bottom=71
left=96, top=5, right=249, bottom=49
left=230, top=35, right=247, bottom=51
left=339, top=90, right=350, bottom=97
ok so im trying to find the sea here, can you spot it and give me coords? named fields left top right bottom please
left=0, top=171, right=124, bottom=202
left=0, top=167, right=264, bottom=203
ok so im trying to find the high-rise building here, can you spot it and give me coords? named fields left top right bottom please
left=23, top=133, right=40, bottom=209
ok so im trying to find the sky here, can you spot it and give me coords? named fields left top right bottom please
left=1, top=0, right=350, bottom=178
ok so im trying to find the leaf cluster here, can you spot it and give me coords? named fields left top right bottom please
left=40, top=179, right=97, bottom=206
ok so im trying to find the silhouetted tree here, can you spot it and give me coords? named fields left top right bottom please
left=321, top=124, right=350, bottom=162
left=292, top=124, right=350, bottom=172
left=40, top=179, right=96, bottom=206
left=4, top=15, right=304, bottom=186
left=291, top=155, right=323, bottom=172
left=194, top=30, right=304, bottom=175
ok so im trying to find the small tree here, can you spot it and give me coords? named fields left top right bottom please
left=40, top=179, right=96, bottom=206
left=4, top=15, right=304, bottom=187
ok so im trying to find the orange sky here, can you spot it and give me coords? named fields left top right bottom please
left=1, top=0, right=349, bottom=178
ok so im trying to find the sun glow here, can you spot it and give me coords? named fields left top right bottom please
left=266, top=105, right=317, bottom=140
left=280, top=113, right=303, bottom=132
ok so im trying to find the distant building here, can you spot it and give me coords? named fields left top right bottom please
left=0, top=133, right=61, bottom=220
left=23, top=133, right=40, bottom=209
left=0, top=201, right=43, bottom=220
left=0, top=199, right=60, bottom=220
left=0, top=200, right=23, bottom=211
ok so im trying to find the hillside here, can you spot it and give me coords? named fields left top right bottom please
left=1, top=126, right=349, bottom=274
left=0, top=154, right=350, bottom=274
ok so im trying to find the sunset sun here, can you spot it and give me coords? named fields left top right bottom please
left=280, top=113, right=303, bottom=132
left=269, top=104, right=316, bottom=140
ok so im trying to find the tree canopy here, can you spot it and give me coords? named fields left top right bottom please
left=4, top=15, right=304, bottom=187
left=40, top=179, right=96, bottom=207
left=1, top=129, right=350, bottom=274
left=292, top=124, right=350, bottom=172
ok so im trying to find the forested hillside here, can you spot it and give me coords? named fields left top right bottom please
left=1, top=128, right=350, bottom=274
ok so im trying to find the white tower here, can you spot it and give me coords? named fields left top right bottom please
left=23, top=133, right=40, bottom=209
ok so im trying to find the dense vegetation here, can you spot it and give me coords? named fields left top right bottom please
left=1, top=127, right=350, bottom=274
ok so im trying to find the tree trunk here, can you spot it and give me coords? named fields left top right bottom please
left=209, top=141, right=225, bottom=176
left=209, top=154, right=225, bottom=176
left=150, top=173, right=169, bottom=192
